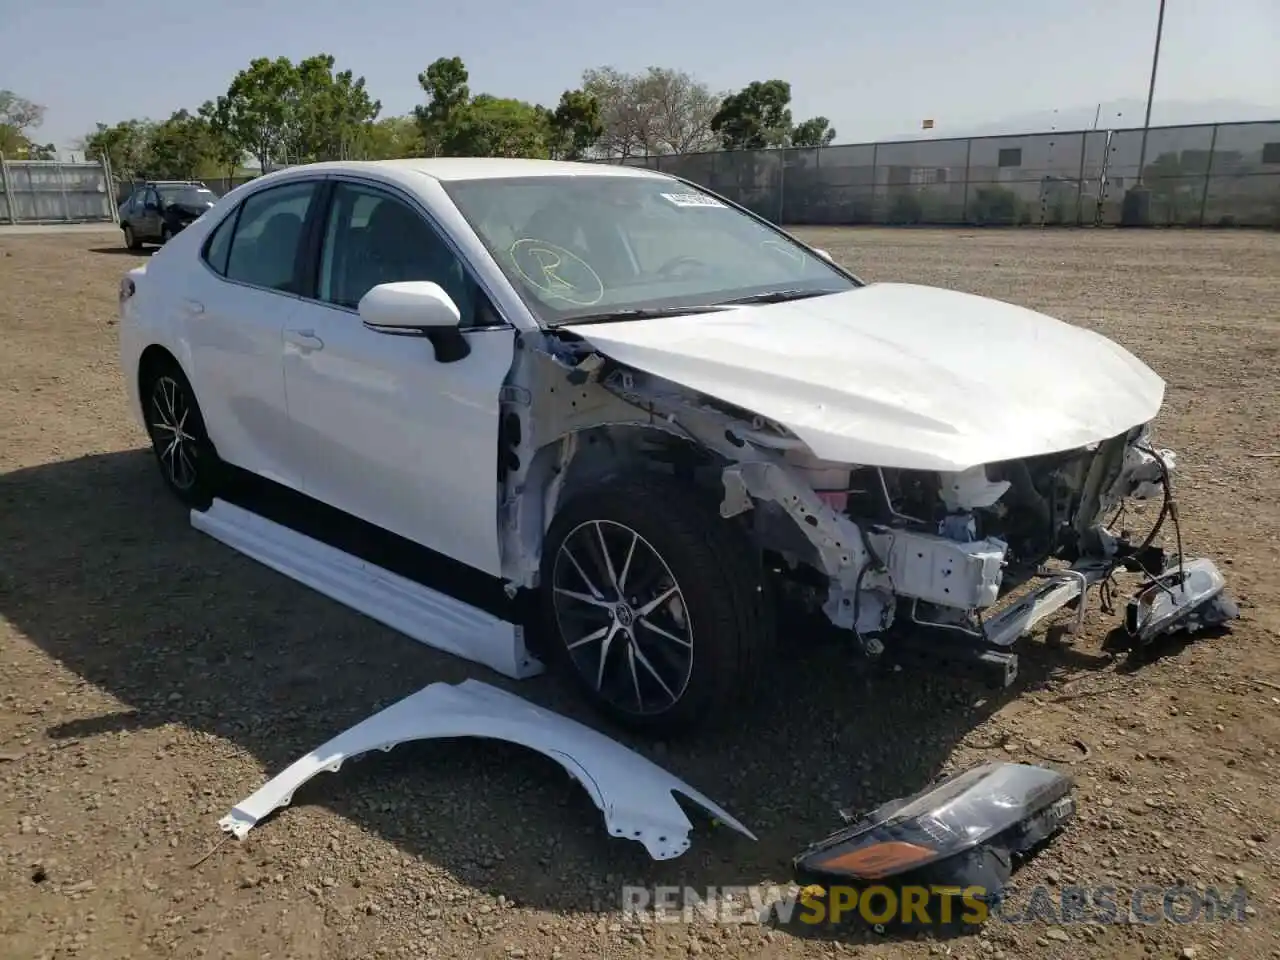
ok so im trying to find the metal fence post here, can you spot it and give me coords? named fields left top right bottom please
left=56, top=162, right=71, bottom=221
left=869, top=141, right=879, bottom=223
left=960, top=138, right=973, bottom=223
left=1074, top=131, right=1088, bottom=226
left=0, top=153, right=15, bottom=224
left=102, top=154, right=121, bottom=226
left=1198, top=123, right=1219, bottom=227
left=778, top=151, right=786, bottom=224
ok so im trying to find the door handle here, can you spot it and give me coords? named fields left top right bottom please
left=181, top=298, right=204, bottom=315
left=285, top=329, right=324, bottom=352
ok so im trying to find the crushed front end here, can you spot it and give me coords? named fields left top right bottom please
left=742, top=422, right=1239, bottom=684
left=529, top=349, right=1237, bottom=689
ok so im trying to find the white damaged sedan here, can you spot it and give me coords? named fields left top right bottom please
left=118, top=158, right=1236, bottom=735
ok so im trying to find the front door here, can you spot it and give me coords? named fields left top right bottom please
left=282, top=179, right=515, bottom=577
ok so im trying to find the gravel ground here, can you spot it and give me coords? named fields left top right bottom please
left=1, top=226, right=1278, bottom=960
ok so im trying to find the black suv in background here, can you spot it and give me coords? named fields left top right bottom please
left=119, top=181, right=218, bottom=250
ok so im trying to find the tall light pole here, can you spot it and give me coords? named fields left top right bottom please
left=1135, top=0, right=1167, bottom=185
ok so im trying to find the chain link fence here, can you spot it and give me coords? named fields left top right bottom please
left=0, top=155, right=119, bottom=224
left=611, top=121, right=1280, bottom=228
left=82, top=120, right=1280, bottom=229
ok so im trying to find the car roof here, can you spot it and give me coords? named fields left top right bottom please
left=253, top=157, right=670, bottom=184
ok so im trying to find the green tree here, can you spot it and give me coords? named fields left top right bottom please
left=711, top=80, right=793, bottom=150
left=547, top=89, right=603, bottom=160
left=790, top=116, right=836, bottom=148
left=288, top=54, right=382, bottom=162
left=214, top=54, right=381, bottom=170
left=197, top=99, right=246, bottom=177
left=362, top=116, right=426, bottom=160
left=81, top=119, right=156, bottom=183
left=219, top=57, right=296, bottom=170
left=0, top=90, right=51, bottom=159
left=414, top=56, right=471, bottom=155
left=147, top=109, right=215, bottom=179
left=443, top=95, right=550, bottom=158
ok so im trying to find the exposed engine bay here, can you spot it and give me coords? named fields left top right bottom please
left=496, top=330, right=1237, bottom=685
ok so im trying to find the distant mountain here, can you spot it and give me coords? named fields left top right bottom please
left=887, top=99, right=1279, bottom=141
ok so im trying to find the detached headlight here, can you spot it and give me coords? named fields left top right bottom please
left=793, top=762, right=1075, bottom=887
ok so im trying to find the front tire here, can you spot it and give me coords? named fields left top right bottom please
left=540, top=477, right=772, bottom=736
left=124, top=224, right=142, bottom=250
left=141, top=360, right=220, bottom=509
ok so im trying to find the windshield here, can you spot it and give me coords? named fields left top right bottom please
left=442, top=175, right=856, bottom=325
left=158, top=185, right=216, bottom=207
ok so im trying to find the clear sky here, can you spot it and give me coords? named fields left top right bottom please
left=6, top=0, right=1278, bottom=152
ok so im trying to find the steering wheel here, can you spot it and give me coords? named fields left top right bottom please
left=655, top=255, right=712, bottom=279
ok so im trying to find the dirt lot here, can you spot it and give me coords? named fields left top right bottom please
left=2, top=226, right=1279, bottom=960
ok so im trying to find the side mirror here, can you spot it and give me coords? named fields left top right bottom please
left=358, top=281, right=471, bottom=363
left=813, top=248, right=834, bottom=262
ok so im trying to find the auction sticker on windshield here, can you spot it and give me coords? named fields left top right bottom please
left=661, top=193, right=726, bottom=209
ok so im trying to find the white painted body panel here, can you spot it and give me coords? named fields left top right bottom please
left=192, top=500, right=542, bottom=678
left=564, top=282, right=1166, bottom=472
left=218, top=678, right=755, bottom=860
left=282, top=300, right=515, bottom=574
left=183, top=276, right=304, bottom=489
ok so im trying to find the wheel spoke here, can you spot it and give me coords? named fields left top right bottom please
left=176, top=444, right=196, bottom=487
left=593, top=521, right=622, bottom=594
left=637, top=616, right=691, bottom=648
left=553, top=586, right=613, bottom=609
left=617, top=531, right=638, bottom=594
left=595, top=622, right=622, bottom=691
left=162, top=379, right=178, bottom=423
left=626, top=642, right=644, bottom=709
left=566, top=623, right=610, bottom=651
left=636, top=585, right=679, bottom=617
left=161, top=434, right=181, bottom=462
left=632, top=641, right=677, bottom=703
left=561, top=546, right=605, bottom=600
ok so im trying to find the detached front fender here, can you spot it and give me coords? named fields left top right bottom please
left=219, top=679, right=756, bottom=860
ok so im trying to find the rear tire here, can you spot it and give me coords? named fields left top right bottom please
left=140, top=359, right=220, bottom=509
left=540, top=476, right=773, bottom=737
left=124, top=224, right=143, bottom=251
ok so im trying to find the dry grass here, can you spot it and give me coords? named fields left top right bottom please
left=1, top=225, right=1279, bottom=959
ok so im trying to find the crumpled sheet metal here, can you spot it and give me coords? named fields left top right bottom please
left=219, top=679, right=755, bottom=860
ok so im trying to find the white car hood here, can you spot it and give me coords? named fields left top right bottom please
left=562, top=282, right=1165, bottom=472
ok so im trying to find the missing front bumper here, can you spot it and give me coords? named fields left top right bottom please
left=886, top=554, right=1237, bottom=687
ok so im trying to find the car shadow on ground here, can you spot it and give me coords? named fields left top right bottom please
left=88, top=246, right=151, bottom=257
left=0, top=449, right=1113, bottom=940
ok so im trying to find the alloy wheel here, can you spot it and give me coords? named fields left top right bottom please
left=551, top=520, right=694, bottom=716
left=147, top=375, right=199, bottom=491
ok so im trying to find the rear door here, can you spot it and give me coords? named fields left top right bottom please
left=181, top=179, right=323, bottom=489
